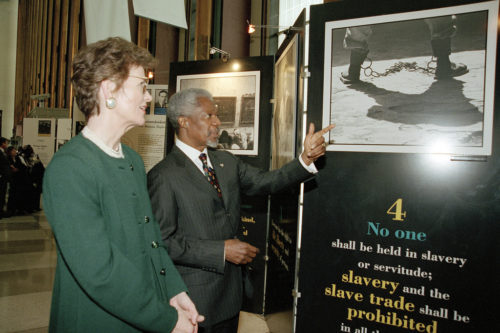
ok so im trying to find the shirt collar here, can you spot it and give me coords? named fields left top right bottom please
left=175, top=137, right=212, bottom=169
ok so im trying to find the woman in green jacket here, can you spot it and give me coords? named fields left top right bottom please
left=43, top=37, right=203, bottom=333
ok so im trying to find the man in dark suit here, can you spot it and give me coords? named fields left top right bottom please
left=148, top=88, right=333, bottom=332
left=0, top=137, right=12, bottom=218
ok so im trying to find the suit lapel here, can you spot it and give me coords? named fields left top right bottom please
left=172, top=146, right=223, bottom=202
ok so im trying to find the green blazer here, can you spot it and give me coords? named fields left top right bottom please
left=43, top=134, right=187, bottom=332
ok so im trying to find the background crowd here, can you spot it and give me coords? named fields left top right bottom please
left=0, top=137, right=44, bottom=218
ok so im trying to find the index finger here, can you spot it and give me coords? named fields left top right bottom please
left=311, top=124, right=335, bottom=140
left=321, top=124, right=335, bottom=134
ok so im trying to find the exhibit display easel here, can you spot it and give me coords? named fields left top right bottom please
left=294, top=0, right=499, bottom=332
left=169, top=56, right=277, bottom=314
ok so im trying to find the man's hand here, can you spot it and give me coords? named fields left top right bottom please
left=224, top=239, right=259, bottom=265
left=170, top=292, right=204, bottom=333
left=301, top=123, right=335, bottom=165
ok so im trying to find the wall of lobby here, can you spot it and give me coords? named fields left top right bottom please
left=1, top=0, right=325, bottom=142
left=0, top=0, right=18, bottom=139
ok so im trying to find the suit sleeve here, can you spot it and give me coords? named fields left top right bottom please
left=43, top=154, right=179, bottom=333
left=148, top=166, right=226, bottom=274
left=237, top=157, right=313, bottom=196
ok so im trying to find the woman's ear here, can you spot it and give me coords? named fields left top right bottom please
left=100, top=79, right=117, bottom=101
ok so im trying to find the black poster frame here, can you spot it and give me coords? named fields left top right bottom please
left=169, top=56, right=275, bottom=314
left=168, top=56, right=274, bottom=169
left=297, top=0, right=500, bottom=332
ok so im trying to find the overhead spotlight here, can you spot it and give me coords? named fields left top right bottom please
left=147, top=70, right=154, bottom=79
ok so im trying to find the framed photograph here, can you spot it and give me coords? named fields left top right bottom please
left=152, top=85, right=168, bottom=115
left=322, top=1, right=498, bottom=155
left=272, top=34, right=299, bottom=169
left=38, top=120, right=52, bottom=136
left=177, top=71, right=261, bottom=155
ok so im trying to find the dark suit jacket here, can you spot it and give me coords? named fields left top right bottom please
left=0, top=149, right=12, bottom=212
left=147, top=145, right=312, bottom=326
left=0, top=149, right=11, bottom=181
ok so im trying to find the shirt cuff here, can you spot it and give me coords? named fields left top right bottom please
left=299, top=155, right=318, bottom=174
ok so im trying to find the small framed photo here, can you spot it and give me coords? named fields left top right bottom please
left=151, top=85, right=168, bottom=115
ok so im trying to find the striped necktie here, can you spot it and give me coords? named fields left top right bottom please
left=199, top=153, right=222, bottom=198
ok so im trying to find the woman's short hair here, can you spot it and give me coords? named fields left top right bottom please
left=167, top=88, right=213, bottom=132
left=71, top=37, right=157, bottom=119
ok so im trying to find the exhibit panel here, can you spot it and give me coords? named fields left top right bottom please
left=121, top=84, right=168, bottom=172
left=169, top=57, right=273, bottom=168
left=22, top=118, right=56, bottom=167
left=169, top=57, right=275, bottom=314
left=296, top=0, right=499, bottom=332
left=266, top=9, right=307, bottom=315
left=272, top=34, right=299, bottom=170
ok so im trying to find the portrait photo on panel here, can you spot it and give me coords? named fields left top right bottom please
left=154, top=86, right=168, bottom=115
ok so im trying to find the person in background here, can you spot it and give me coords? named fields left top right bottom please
left=0, top=137, right=11, bottom=218
left=6, top=146, right=31, bottom=215
left=148, top=88, right=333, bottom=333
left=43, top=37, right=203, bottom=333
left=217, top=130, right=231, bottom=149
left=20, top=145, right=45, bottom=211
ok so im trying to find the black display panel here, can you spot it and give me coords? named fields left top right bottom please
left=297, top=0, right=499, bottom=332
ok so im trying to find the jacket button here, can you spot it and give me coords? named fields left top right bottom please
left=160, top=268, right=166, bottom=275
left=144, top=216, right=150, bottom=223
left=151, top=241, right=159, bottom=248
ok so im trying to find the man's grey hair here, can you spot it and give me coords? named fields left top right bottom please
left=167, top=88, right=213, bottom=131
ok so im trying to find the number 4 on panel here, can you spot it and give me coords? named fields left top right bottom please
left=387, top=198, right=406, bottom=222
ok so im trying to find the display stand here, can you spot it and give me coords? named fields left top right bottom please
left=295, top=0, right=499, bottom=332
left=169, top=56, right=275, bottom=314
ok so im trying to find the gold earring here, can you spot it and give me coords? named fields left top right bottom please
left=106, top=97, right=117, bottom=109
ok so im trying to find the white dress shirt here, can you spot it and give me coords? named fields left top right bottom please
left=175, top=138, right=214, bottom=173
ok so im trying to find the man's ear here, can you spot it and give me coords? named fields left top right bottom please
left=178, top=116, right=189, bottom=129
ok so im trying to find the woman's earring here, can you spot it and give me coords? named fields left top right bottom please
left=105, top=97, right=117, bottom=109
